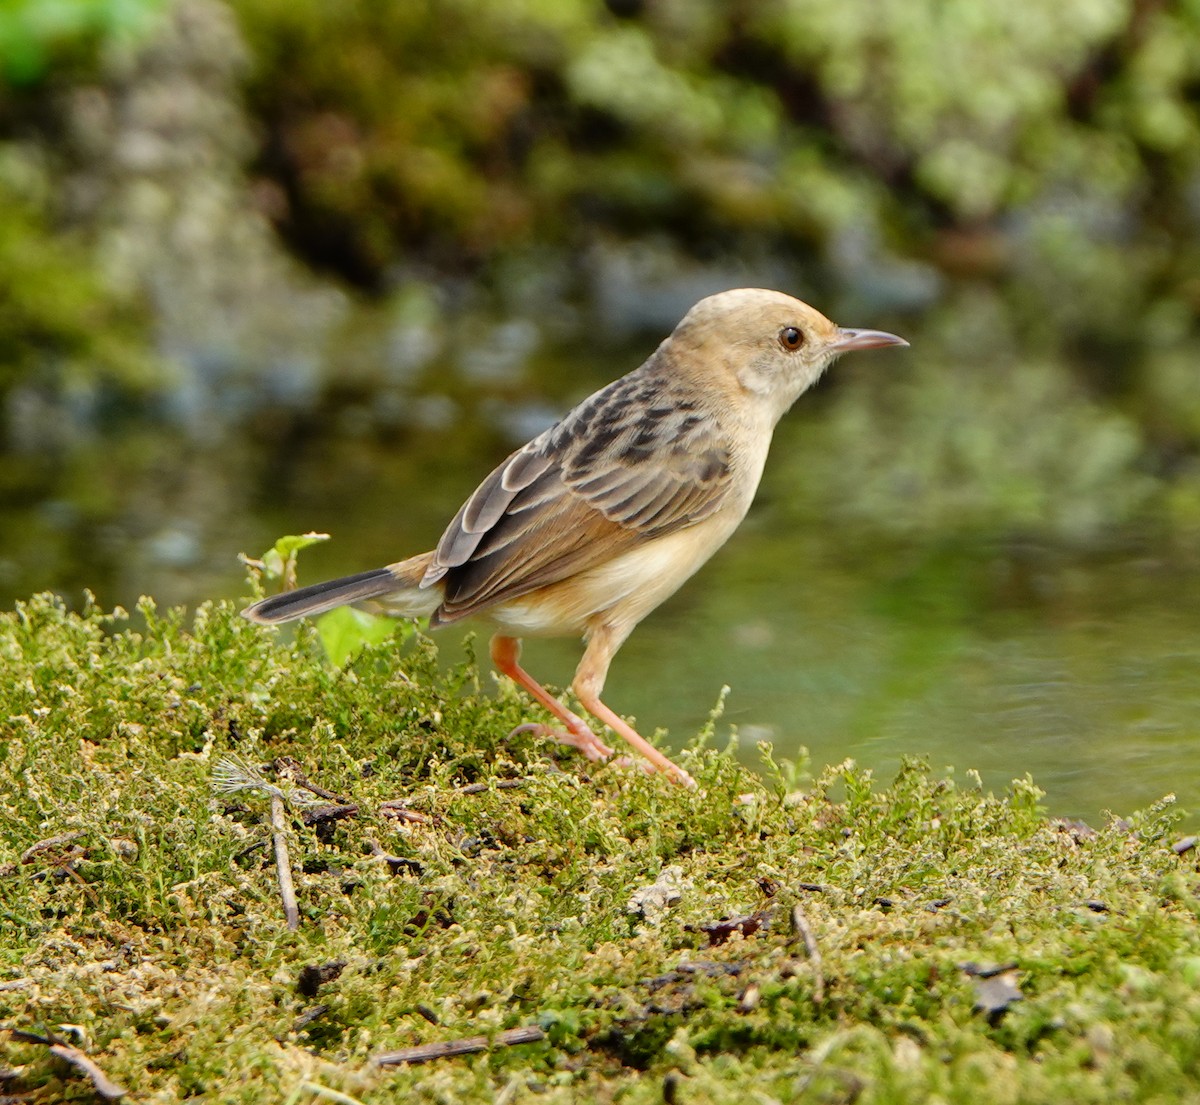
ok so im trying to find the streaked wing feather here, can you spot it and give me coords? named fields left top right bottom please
left=423, top=445, right=551, bottom=582
left=435, top=473, right=638, bottom=619
left=443, top=502, right=621, bottom=613
left=429, top=368, right=735, bottom=621
left=605, top=472, right=671, bottom=524
left=500, top=448, right=552, bottom=492
left=625, top=481, right=688, bottom=526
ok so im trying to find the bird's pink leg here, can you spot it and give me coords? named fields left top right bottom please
left=489, top=635, right=614, bottom=762
left=573, top=625, right=697, bottom=789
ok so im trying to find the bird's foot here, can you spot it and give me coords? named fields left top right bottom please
left=508, top=722, right=615, bottom=763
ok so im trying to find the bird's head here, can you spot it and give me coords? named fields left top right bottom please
left=665, top=288, right=907, bottom=423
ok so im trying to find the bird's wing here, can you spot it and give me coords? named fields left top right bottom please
left=423, top=372, right=734, bottom=622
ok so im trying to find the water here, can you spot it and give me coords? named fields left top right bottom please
left=582, top=534, right=1199, bottom=824
left=286, top=518, right=1200, bottom=825
left=2, top=329, right=1197, bottom=827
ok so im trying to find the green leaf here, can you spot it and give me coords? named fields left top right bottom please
left=256, top=532, right=330, bottom=584
left=316, top=606, right=396, bottom=667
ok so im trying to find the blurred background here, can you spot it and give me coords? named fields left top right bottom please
left=1, top=0, right=1197, bottom=821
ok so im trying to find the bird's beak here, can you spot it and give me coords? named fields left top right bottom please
left=831, top=327, right=909, bottom=352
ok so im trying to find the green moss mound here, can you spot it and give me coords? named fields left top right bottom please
left=0, top=593, right=1197, bottom=1102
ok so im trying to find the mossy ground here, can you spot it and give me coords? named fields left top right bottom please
left=1, top=593, right=1198, bottom=1103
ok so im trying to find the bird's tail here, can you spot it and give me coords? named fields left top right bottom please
left=241, top=552, right=439, bottom=625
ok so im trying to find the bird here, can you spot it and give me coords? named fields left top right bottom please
left=242, top=289, right=907, bottom=788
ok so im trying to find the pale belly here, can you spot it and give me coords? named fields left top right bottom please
left=487, top=508, right=746, bottom=640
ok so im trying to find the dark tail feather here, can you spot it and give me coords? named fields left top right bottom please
left=242, top=568, right=400, bottom=625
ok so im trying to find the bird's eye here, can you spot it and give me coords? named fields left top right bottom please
left=779, top=326, right=805, bottom=351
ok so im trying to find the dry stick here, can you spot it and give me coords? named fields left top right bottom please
left=274, top=756, right=348, bottom=804
left=293, top=777, right=345, bottom=803
left=1, top=1032, right=120, bottom=1096
left=21, top=830, right=87, bottom=862
left=459, top=779, right=527, bottom=795
left=41, top=1042, right=127, bottom=1101
left=379, top=800, right=431, bottom=825
left=366, top=840, right=423, bottom=876
left=373, top=1025, right=545, bottom=1067
left=0, top=832, right=88, bottom=879
left=296, top=1082, right=367, bottom=1105
left=271, top=793, right=300, bottom=931
left=791, top=901, right=826, bottom=1004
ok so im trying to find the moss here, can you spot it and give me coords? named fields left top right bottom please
left=0, top=592, right=1197, bottom=1101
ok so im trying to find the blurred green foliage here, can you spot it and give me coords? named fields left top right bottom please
left=2, top=0, right=1200, bottom=550
left=0, top=0, right=165, bottom=441
left=0, top=0, right=166, bottom=83
left=228, top=0, right=1200, bottom=297
left=0, top=152, right=158, bottom=420
left=222, top=0, right=1200, bottom=531
left=783, top=286, right=1199, bottom=540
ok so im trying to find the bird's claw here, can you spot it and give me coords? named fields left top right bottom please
left=507, top=722, right=615, bottom=763
left=507, top=723, right=694, bottom=785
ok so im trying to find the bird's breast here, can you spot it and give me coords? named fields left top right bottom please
left=488, top=505, right=749, bottom=640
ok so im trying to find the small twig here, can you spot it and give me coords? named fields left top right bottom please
left=291, top=1005, right=331, bottom=1033
left=791, top=901, right=826, bottom=1004
left=366, top=840, right=423, bottom=876
left=233, top=839, right=269, bottom=863
left=274, top=756, right=349, bottom=804
left=458, top=779, right=526, bottom=795
left=297, top=1081, right=367, bottom=1105
left=294, top=778, right=345, bottom=802
left=373, top=1025, right=545, bottom=1067
left=301, top=804, right=360, bottom=827
left=213, top=758, right=302, bottom=929
left=21, top=831, right=87, bottom=863
left=1, top=832, right=89, bottom=879
left=48, top=1044, right=128, bottom=1101
left=2, top=833, right=98, bottom=905
left=379, top=800, right=430, bottom=825
left=271, top=794, right=300, bottom=931
left=5, top=1031, right=126, bottom=1101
